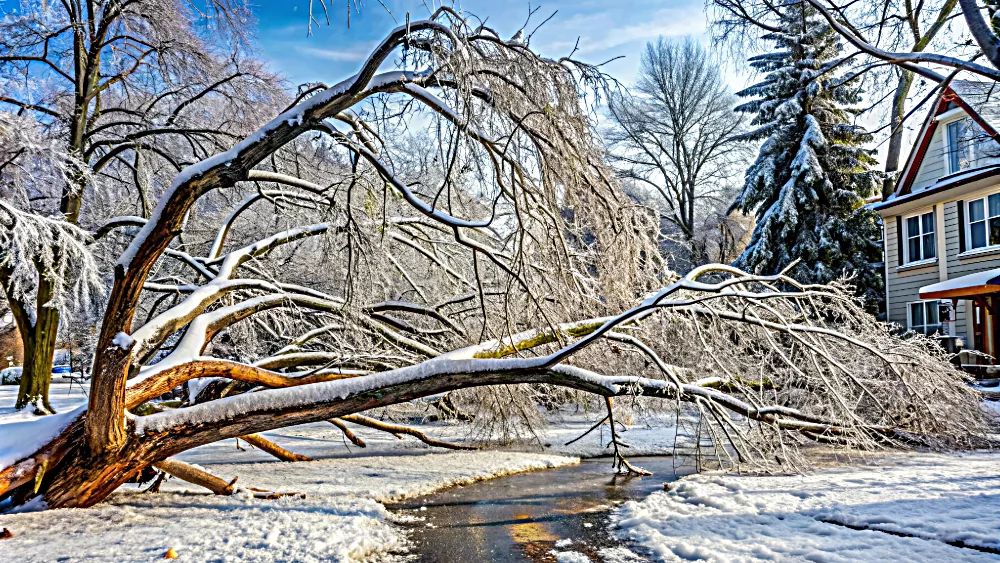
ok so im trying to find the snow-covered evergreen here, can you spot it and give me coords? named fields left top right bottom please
left=730, top=0, right=883, bottom=306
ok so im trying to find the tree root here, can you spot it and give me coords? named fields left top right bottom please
left=337, top=413, right=476, bottom=450
left=240, top=434, right=313, bottom=462
left=329, top=418, right=367, bottom=447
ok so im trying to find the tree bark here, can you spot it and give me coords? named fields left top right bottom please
left=240, top=434, right=313, bottom=462
left=152, top=459, right=237, bottom=495
left=15, top=278, right=60, bottom=413
left=883, top=71, right=914, bottom=198
left=338, top=414, right=476, bottom=450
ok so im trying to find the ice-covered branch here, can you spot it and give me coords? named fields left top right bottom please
left=128, top=224, right=332, bottom=366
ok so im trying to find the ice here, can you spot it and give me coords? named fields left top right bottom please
left=0, top=398, right=577, bottom=562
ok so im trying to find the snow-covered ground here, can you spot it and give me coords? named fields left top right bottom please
left=7, top=384, right=999, bottom=562
left=614, top=451, right=1000, bottom=562
left=0, top=384, right=581, bottom=561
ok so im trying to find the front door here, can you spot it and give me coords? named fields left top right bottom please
left=972, top=297, right=997, bottom=362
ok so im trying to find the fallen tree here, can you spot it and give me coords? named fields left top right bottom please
left=0, top=8, right=991, bottom=511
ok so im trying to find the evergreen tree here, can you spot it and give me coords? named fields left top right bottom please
left=730, top=0, right=884, bottom=307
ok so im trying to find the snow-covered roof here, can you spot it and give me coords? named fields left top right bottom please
left=872, top=164, right=1000, bottom=212
left=919, top=267, right=1000, bottom=299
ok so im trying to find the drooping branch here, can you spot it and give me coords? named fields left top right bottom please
left=88, top=15, right=463, bottom=453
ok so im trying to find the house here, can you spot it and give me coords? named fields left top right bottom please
left=873, top=80, right=1000, bottom=370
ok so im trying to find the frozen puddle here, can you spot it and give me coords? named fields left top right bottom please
left=390, top=456, right=687, bottom=562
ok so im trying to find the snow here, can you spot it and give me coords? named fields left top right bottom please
left=132, top=358, right=649, bottom=435
left=0, top=403, right=576, bottom=561
left=920, top=268, right=1000, bottom=296
left=875, top=164, right=1000, bottom=209
left=551, top=550, right=592, bottom=563
left=8, top=387, right=1000, bottom=562
left=0, top=385, right=89, bottom=471
left=1, top=450, right=576, bottom=562
left=0, top=406, right=83, bottom=471
left=0, top=385, right=584, bottom=562
left=111, top=331, right=135, bottom=350
left=614, top=451, right=1000, bottom=562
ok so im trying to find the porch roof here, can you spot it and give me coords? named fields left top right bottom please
left=920, top=267, right=1000, bottom=299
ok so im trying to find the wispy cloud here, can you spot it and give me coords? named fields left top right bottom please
left=535, top=7, right=707, bottom=57
left=295, top=45, right=373, bottom=62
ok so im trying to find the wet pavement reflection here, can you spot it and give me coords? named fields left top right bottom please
left=390, top=456, right=688, bottom=562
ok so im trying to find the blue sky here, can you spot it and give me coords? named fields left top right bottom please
left=252, top=1, right=711, bottom=88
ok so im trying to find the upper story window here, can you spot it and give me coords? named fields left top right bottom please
left=967, top=193, right=1000, bottom=250
left=947, top=119, right=974, bottom=173
left=904, top=211, right=935, bottom=263
left=945, top=117, right=996, bottom=174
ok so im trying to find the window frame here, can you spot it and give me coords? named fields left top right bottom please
left=965, top=191, right=1000, bottom=253
left=906, top=300, right=942, bottom=335
left=944, top=117, right=976, bottom=174
left=902, top=209, right=936, bottom=265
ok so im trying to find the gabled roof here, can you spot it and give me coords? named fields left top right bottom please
left=889, top=78, right=1000, bottom=200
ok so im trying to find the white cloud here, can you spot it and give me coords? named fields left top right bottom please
left=296, top=45, right=373, bottom=62
left=536, top=7, right=708, bottom=57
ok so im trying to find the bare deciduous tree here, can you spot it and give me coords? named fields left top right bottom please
left=607, top=38, right=749, bottom=269
left=0, top=0, right=280, bottom=412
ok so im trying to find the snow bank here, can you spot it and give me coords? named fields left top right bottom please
left=614, top=452, right=1000, bottom=562
left=0, top=406, right=84, bottom=471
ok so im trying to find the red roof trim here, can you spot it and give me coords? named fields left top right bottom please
left=892, top=87, right=954, bottom=199
left=893, top=81, right=1000, bottom=199
left=951, top=92, right=1000, bottom=138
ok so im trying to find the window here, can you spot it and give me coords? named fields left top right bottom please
left=904, top=211, right=935, bottom=263
left=908, top=301, right=941, bottom=335
left=967, top=193, right=1000, bottom=250
left=947, top=119, right=974, bottom=173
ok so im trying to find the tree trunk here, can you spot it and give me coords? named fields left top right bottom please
left=883, top=71, right=914, bottom=199
left=15, top=278, right=60, bottom=413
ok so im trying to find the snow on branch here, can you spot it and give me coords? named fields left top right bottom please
left=0, top=201, right=101, bottom=318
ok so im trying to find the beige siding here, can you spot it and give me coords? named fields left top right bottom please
left=942, top=201, right=971, bottom=342
left=886, top=189, right=1000, bottom=347
left=884, top=212, right=940, bottom=331
left=911, top=126, right=945, bottom=193
left=885, top=108, right=1000, bottom=348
